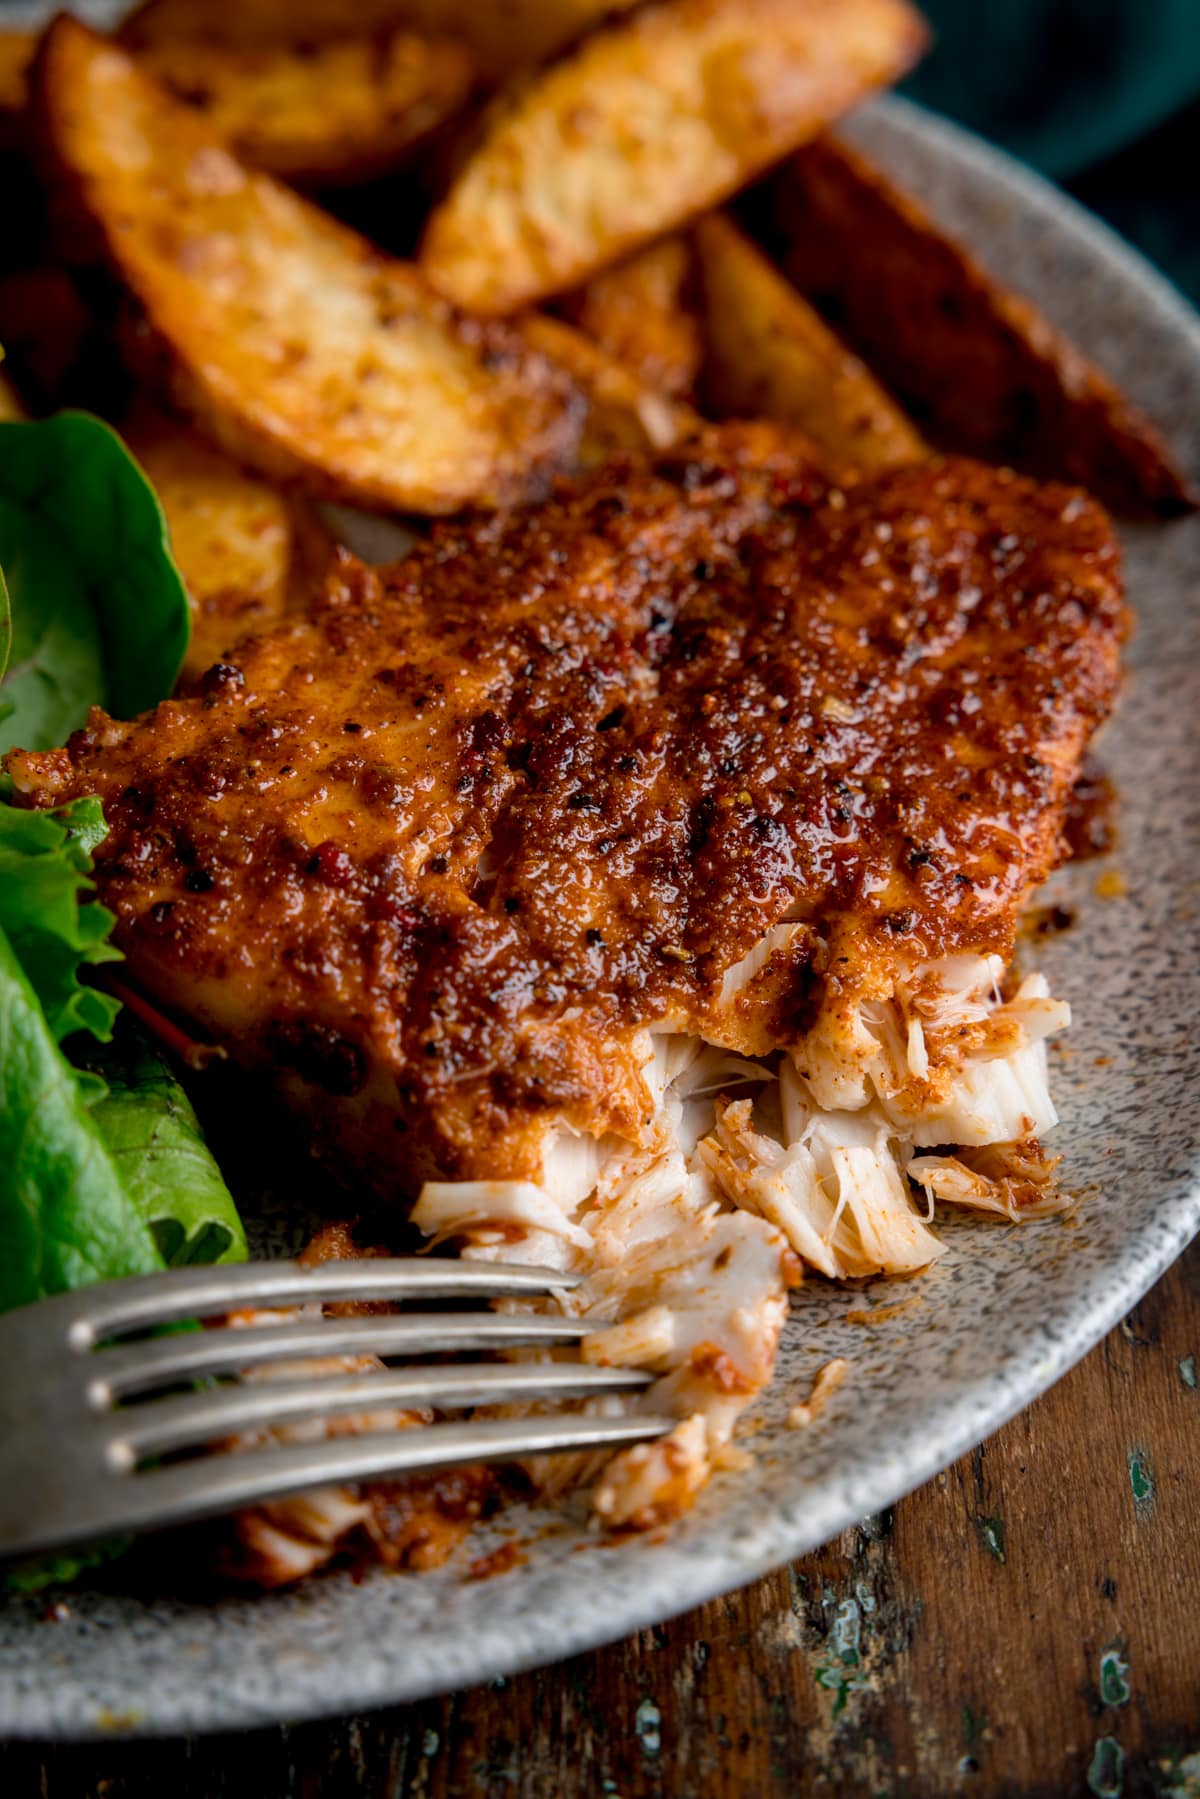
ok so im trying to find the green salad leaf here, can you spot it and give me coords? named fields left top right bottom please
left=0, top=797, right=121, bottom=1044
left=0, top=412, right=190, bottom=754
left=0, top=799, right=246, bottom=1311
left=0, top=920, right=163, bottom=1314
left=84, top=1033, right=248, bottom=1269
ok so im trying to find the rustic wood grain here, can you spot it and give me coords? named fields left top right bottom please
left=5, top=1236, right=1198, bottom=1798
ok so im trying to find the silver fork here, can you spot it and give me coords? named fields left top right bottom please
left=0, top=1259, right=672, bottom=1563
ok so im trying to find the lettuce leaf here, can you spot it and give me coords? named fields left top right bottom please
left=0, top=412, right=190, bottom=754
left=0, top=796, right=246, bottom=1305
left=0, top=797, right=121, bottom=1044
left=83, top=1032, right=248, bottom=1268
left=0, top=919, right=163, bottom=1314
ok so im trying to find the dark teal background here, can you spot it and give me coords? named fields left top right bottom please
left=904, top=0, right=1200, bottom=302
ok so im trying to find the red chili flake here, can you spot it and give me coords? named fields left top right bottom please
left=305, top=841, right=355, bottom=888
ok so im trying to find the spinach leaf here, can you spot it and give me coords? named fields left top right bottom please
left=0, top=413, right=189, bottom=754
left=84, top=1031, right=247, bottom=1268
left=0, top=920, right=162, bottom=1314
left=0, top=797, right=121, bottom=1044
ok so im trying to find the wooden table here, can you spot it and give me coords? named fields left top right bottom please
left=6, top=1234, right=1197, bottom=1798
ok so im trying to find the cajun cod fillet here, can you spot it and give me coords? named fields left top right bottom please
left=8, top=426, right=1125, bottom=1528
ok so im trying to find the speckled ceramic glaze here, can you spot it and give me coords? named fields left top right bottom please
left=1, top=95, right=1197, bottom=1740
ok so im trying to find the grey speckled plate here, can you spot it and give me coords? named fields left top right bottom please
left=1, top=94, right=1198, bottom=1742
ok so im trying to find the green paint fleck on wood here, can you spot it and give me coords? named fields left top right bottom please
left=1099, top=1650, right=1130, bottom=1707
left=814, top=1662, right=871, bottom=1718
left=1180, top=1356, right=1197, bottom=1390
left=1128, top=1448, right=1155, bottom=1508
left=635, top=1697, right=661, bottom=1758
left=812, top=1596, right=874, bottom=1717
left=831, top=1596, right=862, bottom=1663
left=1088, top=1736, right=1124, bottom=1797
left=421, top=1729, right=440, bottom=1759
left=975, top=1515, right=1007, bottom=1562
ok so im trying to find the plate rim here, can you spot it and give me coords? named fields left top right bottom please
left=5, top=91, right=1200, bottom=1739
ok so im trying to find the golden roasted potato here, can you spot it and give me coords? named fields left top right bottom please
left=555, top=237, right=702, bottom=403
left=0, top=29, right=32, bottom=112
left=693, top=212, right=923, bottom=474
left=121, top=404, right=334, bottom=679
left=419, top=0, right=928, bottom=315
left=121, top=0, right=424, bottom=46
left=0, top=30, right=35, bottom=157
left=762, top=135, right=1195, bottom=515
left=366, top=1, right=645, bottom=77
left=122, top=0, right=642, bottom=77
left=34, top=19, right=586, bottom=516
left=134, top=31, right=476, bottom=187
left=522, top=313, right=696, bottom=465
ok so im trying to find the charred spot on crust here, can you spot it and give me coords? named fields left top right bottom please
left=199, top=662, right=246, bottom=699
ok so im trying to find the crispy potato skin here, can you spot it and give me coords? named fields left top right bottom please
left=135, top=31, right=477, bottom=187
left=555, top=237, right=703, bottom=403
left=354, top=1, right=644, bottom=78
left=759, top=135, right=1196, bottom=516
left=121, top=0, right=643, bottom=74
left=419, top=0, right=929, bottom=314
left=0, top=28, right=32, bottom=113
left=8, top=427, right=1125, bottom=1195
left=33, top=18, right=587, bottom=516
left=521, top=312, right=696, bottom=463
left=121, top=405, right=334, bottom=680
left=694, top=212, right=924, bottom=474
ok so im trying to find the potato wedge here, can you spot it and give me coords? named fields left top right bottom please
left=121, top=0, right=417, bottom=46
left=121, top=403, right=334, bottom=679
left=0, top=29, right=32, bottom=113
left=522, top=313, right=696, bottom=464
left=555, top=237, right=702, bottom=403
left=693, top=212, right=923, bottom=474
left=33, top=19, right=585, bottom=516
left=0, top=31, right=35, bottom=165
left=376, top=1, right=645, bottom=76
left=760, top=135, right=1194, bottom=515
left=419, top=0, right=928, bottom=315
left=133, top=31, right=476, bottom=187
left=122, top=0, right=642, bottom=77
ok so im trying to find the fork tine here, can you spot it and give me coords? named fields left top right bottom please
left=70, top=1259, right=579, bottom=1347
left=90, top=1314, right=595, bottom=1399
left=113, top=1364, right=656, bottom=1462
left=100, top=1415, right=677, bottom=1542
